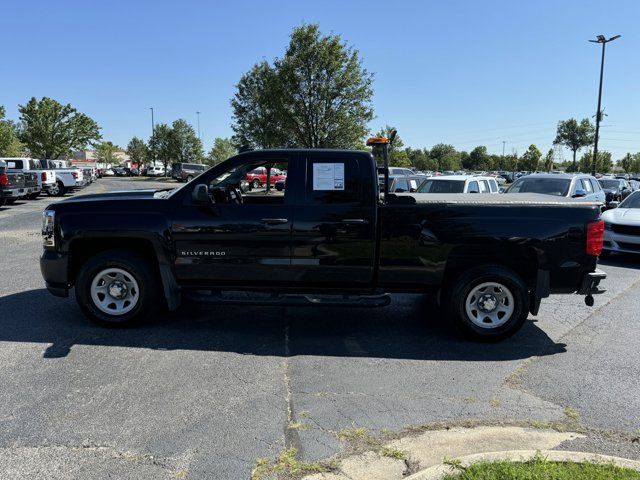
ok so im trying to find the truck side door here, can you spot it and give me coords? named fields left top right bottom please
left=290, top=153, right=377, bottom=287
left=172, top=154, right=295, bottom=286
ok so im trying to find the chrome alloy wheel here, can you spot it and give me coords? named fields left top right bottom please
left=464, top=281, right=514, bottom=329
left=90, top=268, right=140, bottom=315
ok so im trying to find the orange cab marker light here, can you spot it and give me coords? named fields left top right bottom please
left=366, top=136, right=389, bottom=146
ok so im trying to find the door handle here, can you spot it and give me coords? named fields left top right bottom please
left=261, top=218, right=289, bottom=225
left=341, top=218, right=369, bottom=225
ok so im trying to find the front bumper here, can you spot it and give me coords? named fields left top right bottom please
left=603, top=230, right=640, bottom=254
left=1, top=187, right=21, bottom=198
left=40, top=250, right=70, bottom=297
left=577, top=269, right=607, bottom=295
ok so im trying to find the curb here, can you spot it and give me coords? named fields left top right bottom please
left=404, top=450, right=640, bottom=480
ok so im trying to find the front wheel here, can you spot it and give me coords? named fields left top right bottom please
left=75, top=250, right=160, bottom=326
left=444, top=265, right=529, bottom=341
left=252, top=179, right=261, bottom=189
left=186, top=175, right=194, bottom=182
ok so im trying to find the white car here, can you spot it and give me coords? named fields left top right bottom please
left=415, top=175, right=500, bottom=194
left=602, top=191, right=640, bottom=255
left=147, top=165, right=166, bottom=177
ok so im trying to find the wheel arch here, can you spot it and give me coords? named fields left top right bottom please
left=68, top=237, right=180, bottom=310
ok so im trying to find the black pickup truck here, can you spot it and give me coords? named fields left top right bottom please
left=40, top=145, right=606, bottom=340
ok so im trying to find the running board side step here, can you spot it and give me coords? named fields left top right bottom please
left=184, top=290, right=392, bottom=308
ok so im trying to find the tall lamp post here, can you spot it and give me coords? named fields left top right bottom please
left=149, top=107, right=156, bottom=166
left=589, top=34, right=620, bottom=176
left=196, top=111, right=201, bottom=141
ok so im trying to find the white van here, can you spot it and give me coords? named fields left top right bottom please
left=416, top=175, right=500, bottom=194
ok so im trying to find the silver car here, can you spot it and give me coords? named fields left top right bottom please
left=505, top=173, right=606, bottom=204
left=602, top=191, right=640, bottom=255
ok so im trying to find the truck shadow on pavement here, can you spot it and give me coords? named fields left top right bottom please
left=0, top=289, right=567, bottom=361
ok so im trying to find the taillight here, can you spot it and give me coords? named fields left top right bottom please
left=0, top=174, right=9, bottom=187
left=586, top=220, right=605, bottom=256
left=41, top=172, right=47, bottom=181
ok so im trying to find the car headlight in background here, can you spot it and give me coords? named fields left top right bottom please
left=42, top=209, right=55, bottom=247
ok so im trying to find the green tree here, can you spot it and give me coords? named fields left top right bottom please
left=0, top=106, right=25, bottom=156
left=126, top=136, right=148, bottom=166
left=231, top=23, right=374, bottom=149
left=467, top=146, right=492, bottom=171
left=151, top=123, right=172, bottom=172
left=169, top=119, right=203, bottom=164
left=618, top=153, right=640, bottom=173
left=95, top=141, right=120, bottom=165
left=440, top=151, right=461, bottom=171
left=519, top=144, right=542, bottom=172
left=17, top=97, right=101, bottom=159
left=543, top=148, right=554, bottom=172
left=579, top=150, right=612, bottom=174
left=553, top=118, right=594, bottom=172
left=405, top=147, right=435, bottom=171
left=207, top=137, right=236, bottom=165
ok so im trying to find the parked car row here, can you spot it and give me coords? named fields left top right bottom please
left=0, top=157, right=96, bottom=207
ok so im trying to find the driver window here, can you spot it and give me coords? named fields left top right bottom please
left=208, top=159, right=289, bottom=205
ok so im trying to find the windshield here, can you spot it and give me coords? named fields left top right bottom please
left=417, top=179, right=465, bottom=193
left=619, top=191, right=640, bottom=209
left=506, top=177, right=571, bottom=196
left=599, top=179, right=620, bottom=189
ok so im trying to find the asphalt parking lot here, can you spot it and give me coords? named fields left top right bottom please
left=1, top=178, right=639, bottom=479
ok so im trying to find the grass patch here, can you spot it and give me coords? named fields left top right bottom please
left=336, top=425, right=368, bottom=441
left=251, top=448, right=333, bottom=480
left=380, top=446, right=406, bottom=460
left=442, top=455, right=640, bottom=479
left=564, top=406, right=580, bottom=421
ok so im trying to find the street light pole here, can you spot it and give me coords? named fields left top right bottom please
left=589, top=34, right=620, bottom=176
left=196, top=111, right=201, bottom=141
left=150, top=107, right=156, bottom=165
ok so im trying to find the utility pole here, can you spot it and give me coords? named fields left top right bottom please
left=150, top=107, right=156, bottom=166
left=196, top=111, right=201, bottom=142
left=589, top=34, right=620, bottom=176
left=502, top=141, right=506, bottom=157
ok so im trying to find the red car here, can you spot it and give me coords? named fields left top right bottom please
left=245, top=167, right=286, bottom=189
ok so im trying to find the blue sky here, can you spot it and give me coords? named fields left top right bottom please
left=2, top=0, right=639, bottom=160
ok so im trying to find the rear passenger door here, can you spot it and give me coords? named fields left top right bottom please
left=290, top=153, right=377, bottom=287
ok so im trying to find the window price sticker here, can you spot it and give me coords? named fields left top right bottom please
left=313, top=163, right=344, bottom=190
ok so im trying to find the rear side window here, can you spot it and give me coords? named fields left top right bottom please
left=305, top=158, right=361, bottom=204
left=478, top=180, right=488, bottom=193
left=468, top=181, right=479, bottom=193
left=488, top=179, right=498, bottom=193
left=395, top=178, right=410, bottom=192
left=581, top=178, right=593, bottom=193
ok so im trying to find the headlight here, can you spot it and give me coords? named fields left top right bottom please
left=42, top=210, right=55, bottom=247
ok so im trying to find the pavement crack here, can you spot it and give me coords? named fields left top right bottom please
left=282, top=319, right=303, bottom=456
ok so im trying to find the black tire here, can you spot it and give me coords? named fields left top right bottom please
left=0, top=197, right=6, bottom=207
left=51, top=181, right=65, bottom=197
left=444, top=265, right=529, bottom=341
left=252, top=178, right=260, bottom=189
left=6, top=198, right=17, bottom=204
left=186, top=175, right=194, bottom=182
left=27, top=192, right=39, bottom=200
left=75, top=250, right=160, bottom=327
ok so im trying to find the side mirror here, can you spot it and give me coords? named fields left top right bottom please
left=572, top=188, right=587, bottom=198
left=192, top=184, right=209, bottom=204
left=608, top=201, right=620, bottom=208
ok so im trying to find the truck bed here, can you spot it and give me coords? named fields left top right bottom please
left=397, top=192, right=602, bottom=207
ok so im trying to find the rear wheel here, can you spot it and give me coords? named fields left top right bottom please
left=252, top=178, right=260, bottom=189
left=444, top=265, right=529, bottom=341
left=75, top=250, right=160, bottom=326
left=186, top=175, right=194, bottom=182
